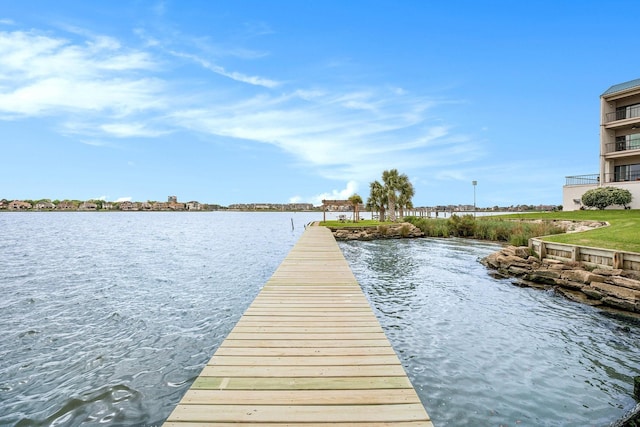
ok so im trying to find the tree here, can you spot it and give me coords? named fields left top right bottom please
left=348, top=193, right=363, bottom=222
left=381, top=169, right=413, bottom=221
left=582, top=187, right=632, bottom=210
left=396, top=179, right=415, bottom=219
left=366, top=180, right=386, bottom=221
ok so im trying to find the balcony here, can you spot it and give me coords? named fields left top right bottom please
left=604, top=140, right=640, bottom=154
left=607, top=171, right=640, bottom=183
left=605, top=104, right=640, bottom=124
left=565, top=174, right=599, bottom=186
left=565, top=173, right=640, bottom=185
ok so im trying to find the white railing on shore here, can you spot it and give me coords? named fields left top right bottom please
left=529, top=238, right=640, bottom=271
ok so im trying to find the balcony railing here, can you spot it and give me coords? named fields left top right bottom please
left=605, top=140, right=640, bottom=153
left=565, top=174, right=599, bottom=185
left=605, top=104, right=640, bottom=123
left=607, top=171, right=640, bottom=182
left=565, top=173, right=640, bottom=185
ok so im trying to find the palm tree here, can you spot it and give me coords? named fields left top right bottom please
left=348, top=193, right=363, bottom=222
left=366, top=180, right=386, bottom=221
left=397, top=179, right=415, bottom=219
left=381, top=169, right=413, bottom=222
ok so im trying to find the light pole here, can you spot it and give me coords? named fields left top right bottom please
left=472, top=180, right=477, bottom=218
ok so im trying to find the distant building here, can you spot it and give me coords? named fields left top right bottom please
left=78, top=201, right=97, bottom=211
left=56, top=201, right=76, bottom=210
left=168, top=196, right=178, bottom=203
left=34, top=201, right=55, bottom=210
left=8, top=200, right=32, bottom=210
left=119, top=201, right=138, bottom=211
left=186, top=201, right=201, bottom=211
left=564, top=78, right=640, bottom=210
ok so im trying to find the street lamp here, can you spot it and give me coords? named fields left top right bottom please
left=472, top=180, right=477, bottom=218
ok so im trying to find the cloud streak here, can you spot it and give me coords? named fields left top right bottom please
left=0, top=23, right=484, bottom=197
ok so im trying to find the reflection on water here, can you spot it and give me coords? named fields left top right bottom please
left=340, top=237, right=640, bottom=427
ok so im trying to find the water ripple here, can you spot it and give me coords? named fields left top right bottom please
left=340, top=237, right=640, bottom=427
left=0, top=212, right=317, bottom=426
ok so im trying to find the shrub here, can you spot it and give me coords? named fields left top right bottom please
left=448, top=214, right=476, bottom=237
left=509, top=233, right=529, bottom=247
left=404, top=216, right=449, bottom=237
left=582, top=187, right=632, bottom=210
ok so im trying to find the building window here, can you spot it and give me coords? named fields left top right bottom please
left=615, top=133, right=640, bottom=151
left=614, top=163, right=640, bottom=181
left=615, top=102, right=640, bottom=120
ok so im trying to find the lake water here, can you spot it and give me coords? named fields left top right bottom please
left=1, top=212, right=638, bottom=426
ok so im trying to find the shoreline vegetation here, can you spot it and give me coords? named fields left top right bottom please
left=323, top=210, right=640, bottom=254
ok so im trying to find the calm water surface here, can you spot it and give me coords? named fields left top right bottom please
left=1, top=213, right=638, bottom=426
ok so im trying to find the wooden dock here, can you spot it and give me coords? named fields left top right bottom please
left=164, top=225, right=433, bottom=426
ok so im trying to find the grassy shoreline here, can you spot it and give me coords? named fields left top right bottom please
left=323, top=210, right=640, bottom=254
left=494, top=210, right=640, bottom=253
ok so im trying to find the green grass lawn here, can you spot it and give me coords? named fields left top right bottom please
left=499, top=210, right=640, bottom=253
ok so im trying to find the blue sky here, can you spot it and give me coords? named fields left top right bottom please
left=2, top=0, right=639, bottom=207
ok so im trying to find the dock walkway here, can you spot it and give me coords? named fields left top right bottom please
left=164, top=225, right=432, bottom=426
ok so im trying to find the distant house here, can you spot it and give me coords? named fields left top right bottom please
left=564, top=78, right=640, bottom=210
left=78, top=202, right=97, bottom=211
left=186, top=201, right=201, bottom=211
left=321, top=199, right=353, bottom=212
left=168, top=195, right=178, bottom=203
left=153, top=202, right=169, bottom=210
left=119, top=201, right=139, bottom=211
left=8, top=200, right=32, bottom=210
left=139, top=202, right=153, bottom=211
left=168, top=202, right=185, bottom=211
left=288, top=203, right=314, bottom=211
left=34, top=201, right=55, bottom=210
left=57, top=201, right=76, bottom=210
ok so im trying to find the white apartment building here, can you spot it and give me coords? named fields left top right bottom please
left=563, top=78, right=640, bottom=210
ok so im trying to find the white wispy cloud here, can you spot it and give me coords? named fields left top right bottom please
left=169, top=87, right=479, bottom=184
left=100, top=122, right=171, bottom=138
left=0, top=22, right=484, bottom=196
left=0, top=30, right=164, bottom=118
left=167, top=49, right=279, bottom=88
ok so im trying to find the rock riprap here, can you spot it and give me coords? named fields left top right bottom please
left=329, top=222, right=424, bottom=241
left=481, top=245, right=640, bottom=313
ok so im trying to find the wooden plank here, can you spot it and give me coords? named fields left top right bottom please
left=236, top=317, right=382, bottom=324
left=191, top=376, right=414, bottom=390
left=180, top=389, right=421, bottom=405
left=213, top=346, right=397, bottom=357
left=219, top=339, right=392, bottom=348
left=199, top=364, right=407, bottom=377
left=226, top=332, right=388, bottom=340
left=164, top=422, right=432, bottom=427
left=235, top=320, right=382, bottom=327
left=207, top=355, right=402, bottom=366
left=231, top=326, right=384, bottom=333
left=163, top=226, right=431, bottom=426
left=167, top=403, right=430, bottom=423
